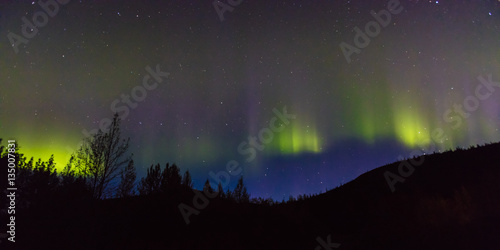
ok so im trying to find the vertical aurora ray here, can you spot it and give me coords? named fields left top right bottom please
left=393, top=103, right=431, bottom=147
left=272, top=121, right=322, bottom=154
left=334, top=64, right=396, bottom=145
left=1, top=0, right=500, bottom=200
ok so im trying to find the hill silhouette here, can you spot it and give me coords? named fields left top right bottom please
left=3, top=142, right=500, bottom=249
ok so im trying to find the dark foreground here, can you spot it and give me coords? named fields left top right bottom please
left=3, top=143, right=500, bottom=249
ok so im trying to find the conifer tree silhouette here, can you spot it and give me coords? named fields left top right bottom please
left=182, top=170, right=193, bottom=188
left=117, top=159, right=136, bottom=197
left=160, top=163, right=182, bottom=192
left=233, top=176, right=250, bottom=203
left=217, top=181, right=225, bottom=198
left=138, top=164, right=162, bottom=195
left=203, top=179, right=215, bottom=194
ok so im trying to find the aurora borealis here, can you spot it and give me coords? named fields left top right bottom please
left=1, top=0, right=500, bottom=199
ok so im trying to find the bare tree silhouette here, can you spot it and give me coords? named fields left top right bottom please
left=74, top=113, right=131, bottom=199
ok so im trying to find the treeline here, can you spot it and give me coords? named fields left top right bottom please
left=0, top=114, right=325, bottom=209
left=0, top=142, right=325, bottom=209
left=0, top=114, right=256, bottom=209
left=0, top=145, right=256, bottom=208
left=0, top=140, right=329, bottom=211
left=136, top=163, right=250, bottom=203
left=0, top=150, right=91, bottom=210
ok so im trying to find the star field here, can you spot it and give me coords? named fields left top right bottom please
left=1, top=0, right=500, bottom=199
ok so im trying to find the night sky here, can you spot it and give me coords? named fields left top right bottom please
left=1, top=0, right=500, bottom=200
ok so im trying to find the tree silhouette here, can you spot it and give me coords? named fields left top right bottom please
left=73, top=113, right=131, bottom=199
left=250, top=197, right=274, bottom=206
left=60, top=156, right=90, bottom=199
left=0, top=141, right=91, bottom=210
left=117, top=159, right=136, bottom=198
left=217, top=182, right=225, bottom=198
left=160, top=163, right=182, bottom=192
left=31, top=155, right=60, bottom=198
left=138, top=164, right=162, bottom=195
left=181, top=170, right=193, bottom=188
left=233, top=176, right=250, bottom=203
left=226, top=187, right=233, bottom=200
left=203, top=179, right=215, bottom=194
left=138, top=163, right=187, bottom=195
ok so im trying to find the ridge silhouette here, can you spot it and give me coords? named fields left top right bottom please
left=1, top=141, right=499, bottom=249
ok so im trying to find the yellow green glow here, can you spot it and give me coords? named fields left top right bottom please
left=358, top=110, right=377, bottom=143
left=20, top=146, right=72, bottom=172
left=272, top=122, right=322, bottom=154
left=8, top=136, right=73, bottom=172
left=394, top=109, right=431, bottom=147
left=2, top=124, right=79, bottom=172
left=339, top=74, right=395, bottom=144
